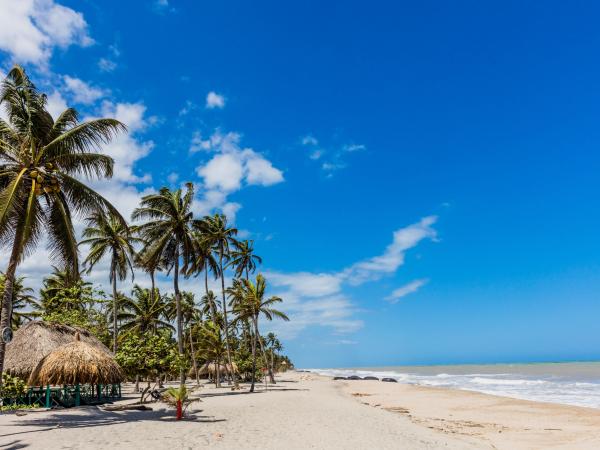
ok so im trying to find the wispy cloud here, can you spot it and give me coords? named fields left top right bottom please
left=301, top=133, right=366, bottom=175
left=385, top=279, right=429, bottom=304
left=266, top=216, right=438, bottom=338
left=98, top=58, right=117, bottom=73
left=62, top=75, right=107, bottom=104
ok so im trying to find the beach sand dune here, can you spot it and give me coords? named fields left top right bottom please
left=1, top=372, right=599, bottom=449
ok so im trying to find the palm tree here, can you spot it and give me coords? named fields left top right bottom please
left=81, top=211, right=139, bottom=352
left=119, top=285, right=173, bottom=334
left=0, top=66, right=125, bottom=378
left=0, top=273, right=40, bottom=328
left=132, top=183, right=197, bottom=386
left=197, top=320, right=226, bottom=388
left=265, top=332, right=282, bottom=375
left=229, top=239, right=262, bottom=280
left=201, top=213, right=239, bottom=386
left=232, top=274, right=288, bottom=391
left=189, top=231, right=220, bottom=320
left=199, top=290, right=218, bottom=321
left=39, top=265, right=84, bottom=303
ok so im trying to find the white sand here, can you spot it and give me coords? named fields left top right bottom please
left=0, top=372, right=599, bottom=449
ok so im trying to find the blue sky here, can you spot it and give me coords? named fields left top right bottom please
left=2, top=0, right=600, bottom=368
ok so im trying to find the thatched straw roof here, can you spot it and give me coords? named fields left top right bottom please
left=28, top=336, right=124, bottom=386
left=5, top=321, right=110, bottom=380
left=197, top=361, right=239, bottom=375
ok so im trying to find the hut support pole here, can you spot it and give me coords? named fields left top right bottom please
left=75, top=384, right=80, bottom=407
left=45, top=385, right=50, bottom=408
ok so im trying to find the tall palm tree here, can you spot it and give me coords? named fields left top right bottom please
left=229, top=239, right=262, bottom=280
left=119, top=285, right=173, bottom=334
left=0, top=273, right=40, bottom=328
left=0, top=66, right=125, bottom=378
left=170, top=291, right=201, bottom=384
left=189, top=231, right=220, bottom=320
left=232, top=274, right=288, bottom=391
left=132, top=183, right=197, bottom=386
left=201, top=213, right=239, bottom=386
left=81, top=212, right=139, bottom=352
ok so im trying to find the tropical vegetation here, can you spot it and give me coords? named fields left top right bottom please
left=0, top=66, right=292, bottom=393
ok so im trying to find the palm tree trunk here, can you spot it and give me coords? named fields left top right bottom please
left=219, top=246, right=238, bottom=387
left=189, top=327, right=199, bottom=384
left=112, top=266, right=118, bottom=353
left=174, top=249, right=185, bottom=387
left=250, top=327, right=257, bottom=392
left=0, top=232, right=22, bottom=384
left=205, top=261, right=217, bottom=320
left=253, top=317, right=276, bottom=384
left=150, top=269, right=156, bottom=305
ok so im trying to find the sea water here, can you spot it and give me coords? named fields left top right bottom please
left=307, top=362, right=600, bottom=409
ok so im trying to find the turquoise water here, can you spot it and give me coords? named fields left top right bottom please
left=308, top=362, right=600, bottom=409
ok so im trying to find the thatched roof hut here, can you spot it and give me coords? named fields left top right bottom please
left=5, top=321, right=110, bottom=380
left=28, top=335, right=124, bottom=386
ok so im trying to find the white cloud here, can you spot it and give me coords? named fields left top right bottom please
left=266, top=272, right=343, bottom=298
left=268, top=217, right=437, bottom=338
left=62, top=75, right=107, bottom=104
left=0, top=0, right=92, bottom=66
left=192, top=129, right=283, bottom=219
left=343, top=216, right=437, bottom=284
left=198, top=153, right=244, bottom=192
left=385, top=279, right=428, bottom=304
left=167, top=172, right=179, bottom=184
left=206, top=91, right=225, bottom=109
left=90, top=101, right=154, bottom=184
left=344, top=143, right=366, bottom=152
left=309, top=149, right=323, bottom=160
left=98, top=58, right=117, bottom=72
left=302, top=135, right=318, bottom=146
left=45, top=90, right=68, bottom=119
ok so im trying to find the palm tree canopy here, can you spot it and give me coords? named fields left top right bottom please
left=132, top=183, right=197, bottom=274
left=81, top=211, right=140, bottom=282
left=0, top=273, right=40, bottom=326
left=232, top=274, right=289, bottom=323
left=0, top=65, right=126, bottom=272
left=119, top=285, right=173, bottom=334
left=228, top=239, right=262, bottom=278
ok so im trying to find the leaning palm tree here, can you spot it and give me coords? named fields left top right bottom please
left=229, top=239, right=262, bottom=280
left=200, top=213, right=239, bottom=386
left=120, top=284, right=173, bottom=335
left=81, top=211, right=139, bottom=352
left=0, top=66, right=125, bottom=378
left=0, top=273, right=40, bottom=328
left=132, top=183, right=197, bottom=386
left=232, top=274, right=289, bottom=391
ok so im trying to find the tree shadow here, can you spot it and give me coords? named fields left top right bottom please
left=0, top=440, right=29, bottom=449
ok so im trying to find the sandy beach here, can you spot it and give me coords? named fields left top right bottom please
left=1, top=371, right=599, bottom=449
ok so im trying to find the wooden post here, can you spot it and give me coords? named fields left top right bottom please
left=97, top=384, right=101, bottom=400
left=45, top=385, right=50, bottom=408
left=75, top=384, right=80, bottom=407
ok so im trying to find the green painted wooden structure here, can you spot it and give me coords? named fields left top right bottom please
left=2, top=383, right=121, bottom=408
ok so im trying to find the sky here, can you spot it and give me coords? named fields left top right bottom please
left=1, top=0, right=600, bottom=368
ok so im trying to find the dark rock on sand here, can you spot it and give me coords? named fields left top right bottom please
left=363, top=376, right=379, bottom=381
left=333, top=376, right=347, bottom=380
left=381, top=378, right=398, bottom=383
left=347, top=375, right=363, bottom=380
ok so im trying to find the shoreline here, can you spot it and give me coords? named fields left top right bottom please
left=1, top=371, right=599, bottom=449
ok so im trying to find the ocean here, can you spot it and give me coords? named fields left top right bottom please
left=307, top=362, right=600, bottom=409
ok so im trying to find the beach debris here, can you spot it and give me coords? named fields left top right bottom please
left=381, top=378, right=398, bottom=383
left=351, top=392, right=372, bottom=397
left=103, top=404, right=153, bottom=412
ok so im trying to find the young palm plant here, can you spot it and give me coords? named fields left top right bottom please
left=0, top=66, right=125, bottom=378
left=81, top=211, right=139, bottom=352
left=231, top=274, right=288, bottom=391
left=132, top=183, right=197, bottom=386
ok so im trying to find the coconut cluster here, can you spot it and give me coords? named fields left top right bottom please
left=29, top=163, right=60, bottom=196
